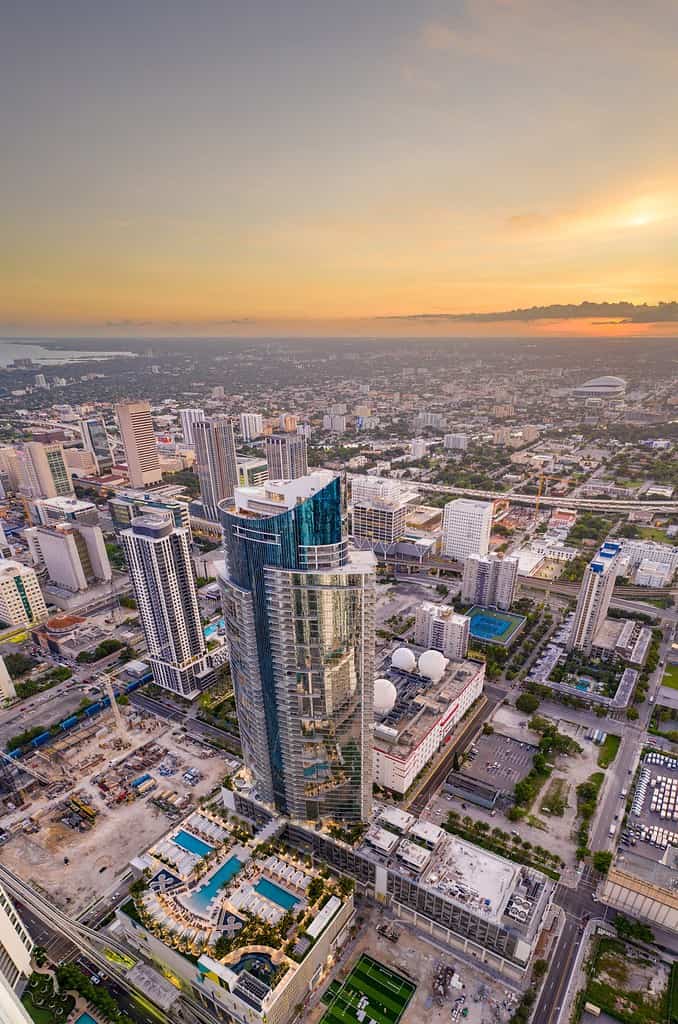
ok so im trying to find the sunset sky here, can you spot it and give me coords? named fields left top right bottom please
left=2, top=0, right=677, bottom=338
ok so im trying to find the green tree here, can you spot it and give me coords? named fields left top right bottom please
left=592, top=850, right=613, bottom=873
left=516, top=692, right=540, bottom=714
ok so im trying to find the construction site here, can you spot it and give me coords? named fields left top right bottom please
left=0, top=683, right=229, bottom=913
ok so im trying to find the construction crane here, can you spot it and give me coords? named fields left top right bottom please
left=535, top=470, right=565, bottom=516
left=0, top=749, right=51, bottom=791
left=101, top=674, right=129, bottom=746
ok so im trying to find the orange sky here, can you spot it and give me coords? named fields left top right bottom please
left=2, top=2, right=677, bottom=337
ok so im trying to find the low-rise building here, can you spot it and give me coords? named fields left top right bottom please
left=373, top=648, right=484, bottom=794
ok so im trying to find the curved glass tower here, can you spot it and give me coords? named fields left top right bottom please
left=219, top=473, right=375, bottom=822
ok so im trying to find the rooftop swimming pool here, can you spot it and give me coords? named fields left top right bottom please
left=190, top=856, right=243, bottom=913
left=204, top=618, right=225, bottom=638
left=255, top=877, right=299, bottom=911
left=76, top=1014, right=98, bottom=1024
left=172, top=829, right=214, bottom=858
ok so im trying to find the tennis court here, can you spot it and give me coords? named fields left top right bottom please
left=321, top=954, right=416, bottom=1024
left=467, top=605, right=525, bottom=647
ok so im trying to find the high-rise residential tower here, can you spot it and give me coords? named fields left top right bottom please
left=350, top=477, right=418, bottom=545
left=80, top=416, right=114, bottom=474
left=240, top=412, right=264, bottom=441
left=193, top=416, right=238, bottom=521
left=462, top=553, right=519, bottom=610
left=19, top=442, right=73, bottom=499
left=219, top=471, right=375, bottom=821
left=414, top=602, right=470, bottom=661
left=265, top=432, right=308, bottom=480
left=442, top=498, right=493, bottom=562
left=179, top=407, right=205, bottom=446
left=0, top=561, right=47, bottom=626
left=121, top=514, right=210, bottom=697
left=116, top=401, right=162, bottom=488
left=568, top=541, right=621, bottom=654
left=0, top=882, right=34, bottom=1013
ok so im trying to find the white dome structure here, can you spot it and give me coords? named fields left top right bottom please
left=573, top=375, right=626, bottom=398
left=418, top=650, right=447, bottom=683
left=391, top=647, right=416, bottom=672
left=374, top=678, right=397, bottom=716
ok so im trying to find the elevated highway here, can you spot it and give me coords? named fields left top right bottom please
left=346, top=473, right=678, bottom=513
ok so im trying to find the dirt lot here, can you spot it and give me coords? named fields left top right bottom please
left=0, top=711, right=229, bottom=912
left=308, top=910, right=522, bottom=1024
left=426, top=704, right=606, bottom=867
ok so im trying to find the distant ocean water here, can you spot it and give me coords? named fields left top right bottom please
left=0, top=339, right=135, bottom=367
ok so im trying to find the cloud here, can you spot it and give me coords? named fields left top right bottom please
left=377, top=301, right=678, bottom=323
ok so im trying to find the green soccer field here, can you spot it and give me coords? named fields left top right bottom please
left=320, top=955, right=416, bottom=1024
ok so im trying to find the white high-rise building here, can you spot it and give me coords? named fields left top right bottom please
left=0, top=561, right=47, bottom=626
left=414, top=603, right=470, bottom=660
left=265, top=432, right=307, bottom=480
left=0, top=883, right=34, bottom=1006
left=568, top=541, right=622, bottom=654
left=442, top=498, right=493, bottom=562
left=462, top=553, right=518, bottom=610
left=19, top=442, right=73, bottom=499
left=0, top=657, right=15, bottom=701
left=179, top=408, right=205, bottom=446
left=116, top=400, right=162, bottom=488
left=25, top=522, right=111, bottom=593
left=239, top=412, right=264, bottom=441
left=323, top=414, right=347, bottom=433
left=193, top=416, right=238, bottom=521
left=121, top=515, right=211, bottom=698
left=444, top=433, right=468, bottom=451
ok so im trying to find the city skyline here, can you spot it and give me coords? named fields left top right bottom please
left=3, top=1, right=677, bottom=338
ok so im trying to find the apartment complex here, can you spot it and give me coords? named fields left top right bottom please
left=178, top=407, right=205, bottom=446
left=0, top=560, right=47, bottom=626
left=264, top=432, right=307, bottom=481
left=414, top=603, right=470, bottom=660
left=220, top=471, right=375, bottom=821
left=0, top=883, right=34, bottom=1002
left=567, top=541, right=621, bottom=654
left=108, top=488, right=191, bottom=535
left=193, top=416, right=238, bottom=521
left=442, top=498, right=493, bottom=561
left=116, top=400, right=162, bottom=488
left=122, top=515, right=212, bottom=697
left=462, top=553, right=519, bottom=610
left=239, top=412, right=264, bottom=441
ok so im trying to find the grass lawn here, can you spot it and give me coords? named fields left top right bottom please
left=22, top=973, right=74, bottom=1024
left=598, top=733, right=621, bottom=768
left=637, top=526, right=671, bottom=543
left=662, top=665, right=678, bottom=692
left=321, top=955, right=416, bottom=1024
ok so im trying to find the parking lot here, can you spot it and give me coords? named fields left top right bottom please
left=462, top=732, right=537, bottom=793
left=625, top=751, right=678, bottom=856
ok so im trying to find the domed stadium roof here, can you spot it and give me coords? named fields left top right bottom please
left=574, top=375, right=626, bottom=397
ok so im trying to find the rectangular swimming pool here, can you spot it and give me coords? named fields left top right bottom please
left=190, top=856, right=243, bottom=913
left=76, top=1014, right=98, bottom=1024
left=172, top=829, right=214, bottom=858
left=255, top=877, right=299, bottom=910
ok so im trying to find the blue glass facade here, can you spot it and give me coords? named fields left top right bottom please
left=220, top=476, right=374, bottom=820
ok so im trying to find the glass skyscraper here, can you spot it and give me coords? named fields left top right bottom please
left=219, top=472, right=375, bottom=822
